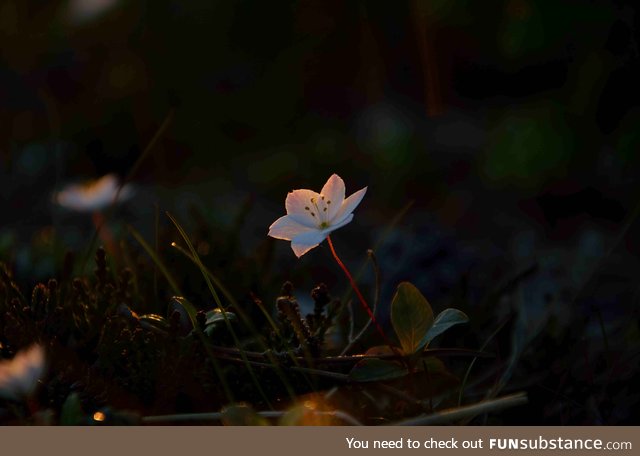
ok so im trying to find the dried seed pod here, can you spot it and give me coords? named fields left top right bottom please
left=310, top=283, right=331, bottom=331
left=280, top=281, right=294, bottom=297
left=0, top=265, right=26, bottom=305
left=46, top=279, right=58, bottom=313
left=31, top=283, right=48, bottom=321
left=94, top=247, right=108, bottom=286
left=276, top=296, right=318, bottom=356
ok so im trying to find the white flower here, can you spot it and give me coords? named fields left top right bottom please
left=268, top=174, right=367, bottom=257
left=0, top=345, right=46, bottom=401
left=54, top=173, right=133, bottom=212
left=66, top=0, right=120, bottom=25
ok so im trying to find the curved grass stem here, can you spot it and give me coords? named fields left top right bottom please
left=394, top=392, right=528, bottom=425
left=326, top=236, right=397, bottom=354
left=170, top=240, right=313, bottom=397
left=340, top=249, right=380, bottom=355
left=167, top=212, right=274, bottom=409
left=128, top=225, right=235, bottom=404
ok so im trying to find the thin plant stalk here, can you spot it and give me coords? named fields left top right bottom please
left=394, top=392, right=528, bottom=425
left=128, top=225, right=235, bottom=404
left=326, top=236, right=395, bottom=351
left=340, top=249, right=380, bottom=355
left=142, top=409, right=363, bottom=426
left=77, top=110, right=174, bottom=275
left=170, top=241, right=311, bottom=398
left=167, top=212, right=273, bottom=409
left=458, top=316, right=511, bottom=407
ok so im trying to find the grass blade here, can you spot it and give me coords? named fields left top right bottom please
left=166, top=211, right=274, bottom=409
left=128, top=224, right=235, bottom=404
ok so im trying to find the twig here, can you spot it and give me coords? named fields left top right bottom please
left=393, top=392, right=528, bottom=425
left=142, top=409, right=363, bottom=426
left=209, top=345, right=492, bottom=365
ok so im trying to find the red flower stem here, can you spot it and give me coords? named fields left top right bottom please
left=327, top=236, right=397, bottom=351
left=92, top=211, right=119, bottom=263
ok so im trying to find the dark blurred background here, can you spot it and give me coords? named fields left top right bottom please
left=1, top=0, right=639, bottom=424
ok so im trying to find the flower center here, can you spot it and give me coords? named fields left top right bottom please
left=304, top=195, right=332, bottom=227
left=80, top=179, right=102, bottom=194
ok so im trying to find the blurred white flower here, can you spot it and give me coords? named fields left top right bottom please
left=0, top=345, right=46, bottom=401
left=55, top=173, right=133, bottom=212
left=66, top=0, right=120, bottom=25
left=268, top=174, right=367, bottom=257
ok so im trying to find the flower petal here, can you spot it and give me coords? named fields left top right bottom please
left=55, top=174, right=132, bottom=212
left=285, top=189, right=322, bottom=227
left=324, top=213, right=353, bottom=234
left=268, top=215, right=315, bottom=241
left=0, top=344, right=45, bottom=400
left=332, top=186, right=367, bottom=225
left=55, top=186, right=86, bottom=211
left=290, top=230, right=328, bottom=258
left=320, top=174, right=345, bottom=221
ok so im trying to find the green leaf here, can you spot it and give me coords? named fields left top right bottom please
left=419, top=308, right=469, bottom=349
left=60, top=393, right=84, bottom=426
left=205, top=309, right=237, bottom=326
left=349, top=358, right=408, bottom=382
left=220, top=404, right=269, bottom=426
left=391, top=282, right=434, bottom=354
left=419, top=357, right=448, bottom=373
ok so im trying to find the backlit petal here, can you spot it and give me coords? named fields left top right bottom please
left=268, top=215, right=315, bottom=241
left=324, top=213, right=353, bottom=234
left=55, top=174, right=132, bottom=212
left=67, top=0, right=120, bottom=25
left=320, top=174, right=345, bottom=221
left=0, top=344, right=45, bottom=400
left=285, top=189, right=322, bottom=227
left=290, top=230, right=327, bottom=258
left=332, top=187, right=367, bottom=225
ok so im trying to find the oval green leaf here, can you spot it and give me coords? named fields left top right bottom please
left=60, top=393, right=84, bottom=426
left=349, top=358, right=408, bottom=382
left=205, top=309, right=237, bottom=326
left=391, top=282, right=434, bottom=354
left=419, top=308, right=469, bottom=349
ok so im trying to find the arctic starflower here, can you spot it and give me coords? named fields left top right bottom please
left=0, top=344, right=46, bottom=401
left=54, top=173, right=132, bottom=212
left=268, top=174, right=367, bottom=258
left=54, top=173, right=132, bottom=263
left=268, top=174, right=396, bottom=349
